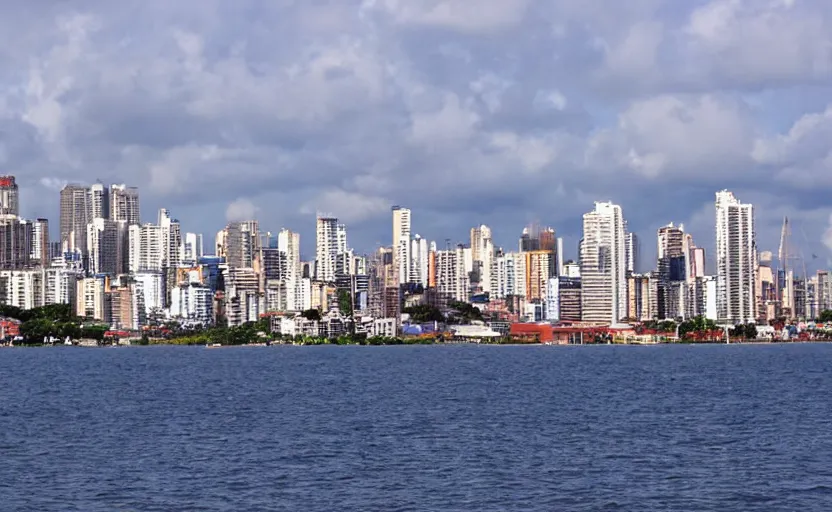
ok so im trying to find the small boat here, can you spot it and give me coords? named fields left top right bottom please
left=206, top=343, right=222, bottom=348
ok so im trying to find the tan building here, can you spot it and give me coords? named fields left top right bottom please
left=525, top=250, right=555, bottom=302
left=627, top=273, right=657, bottom=322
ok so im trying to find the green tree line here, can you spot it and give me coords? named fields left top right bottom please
left=1, top=304, right=109, bottom=344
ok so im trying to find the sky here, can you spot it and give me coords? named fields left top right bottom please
left=3, top=0, right=832, bottom=271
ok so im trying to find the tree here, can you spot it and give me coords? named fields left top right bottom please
left=818, top=310, right=832, bottom=323
left=301, top=309, right=321, bottom=321
left=744, top=323, right=758, bottom=340
left=338, top=290, right=353, bottom=317
left=447, top=301, right=483, bottom=323
left=403, top=304, right=445, bottom=323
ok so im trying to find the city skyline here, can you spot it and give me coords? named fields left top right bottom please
left=4, top=175, right=830, bottom=276
left=1, top=172, right=829, bottom=330
left=3, top=2, right=832, bottom=271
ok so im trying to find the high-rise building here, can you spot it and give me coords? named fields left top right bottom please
left=525, top=250, right=556, bottom=302
left=0, top=176, right=19, bottom=217
left=30, top=219, right=50, bottom=267
left=110, top=184, right=140, bottom=225
left=158, top=209, right=181, bottom=270
left=470, top=225, right=495, bottom=295
left=627, top=273, right=657, bottom=322
left=656, top=223, right=688, bottom=320
left=87, top=183, right=109, bottom=221
left=715, top=190, right=756, bottom=324
left=625, top=232, right=639, bottom=274
left=689, top=247, right=706, bottom=280
left=181, top=233, right=204, bottom=264
left=225, top=221, right=254, bottom=269
left=410, top=235, right=429, bottom=286
left=170, top=283, right=214, bottom=326
left=580, top=201, right=627, bottom=324
left=315, top=216, right=338, bottom=282
left=60, top=185, right=89, bottom=254
left=87, top=218, right=120, bottom=275
left=0, top=217, right=33, bottom=270
left=493, top=251, right=527, bottom=300
left=436, top=244, right=469, bottom=302
left=278, top=229, right=303, bottom=311
left=392, top=206, right=411, bottom=284
left=76, top=275, right=110, bottom=321
left=519, top=224, right=540, bottom=252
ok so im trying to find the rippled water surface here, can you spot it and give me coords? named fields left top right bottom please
left=2, top=344, right=832, bottom=511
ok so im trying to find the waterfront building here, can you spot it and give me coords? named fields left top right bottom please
left=627, top=273, right=657, bottom=322
left=76, top=275, right=110, bottom=322
left=134, top=271, right=165, bottom=320
left=558, top=277, right=582, bottom=322
left=170, top=283, right=214, bottom=326
left=580, top=201, right=627, bottom=324
left=656, top=223, right=688, bottom=320
left=0, top=270, right=44, bottom=310
left=715, top=190, right=756, bottom=324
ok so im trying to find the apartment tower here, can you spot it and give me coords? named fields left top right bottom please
left=580, top=201, right=627, bottom=324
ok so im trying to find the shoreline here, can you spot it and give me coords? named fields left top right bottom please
left=4, top=339, right=832, bottom=348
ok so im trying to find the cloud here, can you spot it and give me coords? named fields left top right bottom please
left=300, top=190, right=390, bottom=225
left=1, top=0, right=832, bottom=267
left=225, top=197, right=260, bottom=222
left=39, top=177, right=67, bottom=191
left=368, top=0, right=532, bottom=33
left=824, top=215, right=832, bottom=253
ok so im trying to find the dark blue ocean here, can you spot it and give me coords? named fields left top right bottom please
left=1, top=344, right=831, bottom=511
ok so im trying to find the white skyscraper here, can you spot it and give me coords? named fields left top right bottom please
left=315, top=216, right=338, bottom=282
left=470, top=225, right=494, bottom=295
left=134, top=271, right=165, bottom=317
left=181, top=232, right=204, bottom=263
left=580, top=201, right=627, bottom=324
left=493, top=251, right=527, bottom=299
left=392, top=206, right=411, bottom=284
left=436, top=244, right=470, bottom=302
left=87, top=183, right=109, bottom=221
left=715, top=190, right=756, bottom=324
left=410, top=235, right=429, bottom=285
left=625, top=232, right=639, bottom=274
left=158, top=209, right=181, bottom=269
